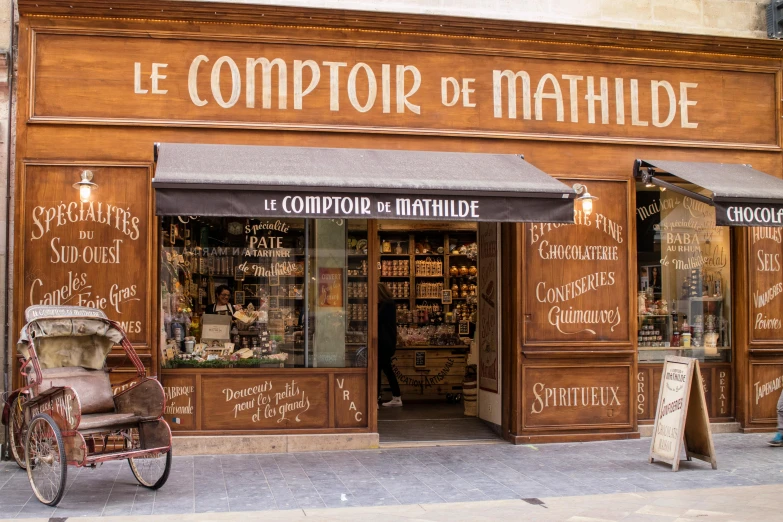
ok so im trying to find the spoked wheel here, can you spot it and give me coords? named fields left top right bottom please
left=125, top=428, right=171, bottom=489
left=9, top=394, right=27, bottom=469
left=25, top=413, right=67, bottom=506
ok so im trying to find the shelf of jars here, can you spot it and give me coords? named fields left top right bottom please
left=376, top=230, right=478, bottom=358
left=637, top=296, right=729, bottom=363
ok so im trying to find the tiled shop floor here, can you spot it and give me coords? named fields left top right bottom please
left=1, top=433, right=782, bottom=518
left=378, top=402, right=500, bottom=442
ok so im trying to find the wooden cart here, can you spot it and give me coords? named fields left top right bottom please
left=1, top=305, right=172, bottom=506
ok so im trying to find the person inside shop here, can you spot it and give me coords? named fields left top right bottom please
left=205, top=285, right=236, bottom=316
left=378, top=283, right=402, bottom=408
left=650, top=266, right=662, bottom=295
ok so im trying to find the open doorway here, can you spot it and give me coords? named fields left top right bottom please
left=375, top=221, right=503, bottom=444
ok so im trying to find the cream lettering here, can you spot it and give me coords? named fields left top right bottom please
left=531, top=382, right=621, bottom=413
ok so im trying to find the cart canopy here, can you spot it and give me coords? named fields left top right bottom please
left=17, top=306, right=124, bottom=370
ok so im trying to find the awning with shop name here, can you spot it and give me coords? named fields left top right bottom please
left=634, top=159, right=783, bottom=227
left=152, top=143, right=576, bottom=223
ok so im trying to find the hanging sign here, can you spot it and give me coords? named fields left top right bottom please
left=649, top=356, right=717, bottom=472
left=317, top=268, right=343, bottom=308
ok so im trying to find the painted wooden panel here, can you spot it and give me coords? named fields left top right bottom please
left=29, top=30, right=777, bottom=147
left=162, top=374, right=197, bottom=431
left=522, top=363, right=631, bottom=429
left=749, top=228, right=783, bottom=343
left=200, top=374, right=328, bottom=430
left=713, top=366, right=732, bottom=418
left=333, top=374, right=368, bottom=428
left=21, top=164, right=152, bottom=346
left=749, top=361, right=783, bottom=424
left=636, top=366, right=653, bottom=420
left=524, top=180, right=629, bottom=343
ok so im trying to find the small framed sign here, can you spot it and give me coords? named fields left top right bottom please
left=234, top=291, right=245, bottom=305
left=459, top=321, right=470, bottom=335
left=414, top=351, right=426, bottom=368
left=234, top=266, right=246, bottom=281
left=269, top=275, right=279, bottom=286
left=441, top=289, right=452, bottom=304
left=269, top=296, right=279, bottom=310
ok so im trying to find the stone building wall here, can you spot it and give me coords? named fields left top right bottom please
left=0, top=0, right=12, bottom=450
left=199, top=0, right=768, bottom=39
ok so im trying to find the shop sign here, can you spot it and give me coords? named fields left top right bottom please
left=637, top=369, right=649, bottom=417
left=31, top=32, right=777, bottom=147
left=201, top=375, right=327, bottom=430
left=523, top=365, right=630, bottom=428
left=22, top=166, right=149, bottom=344
left=649, top=356, right=716, bottom=471
left=715, top=202, right=783, bottom=227
left=750, top=363, right=783, bottom=423
left=750, top=227, right=783, bottom=341
left=525, top=180, right=629, bottom=342
left=334, top=375, right=367, bottom=428
left=162, top=376, right=197, bottom=430
left=155, top=189, right=575, bottom=223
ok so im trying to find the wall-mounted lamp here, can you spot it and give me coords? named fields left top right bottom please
left=572, top=183, right=598, bottom=217
left=73, top=170, right=98, bottom=203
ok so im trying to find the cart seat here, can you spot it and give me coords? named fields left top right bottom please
left=78, top=412, right=138, bottom=431
left=38, top=366, right=116, bottom=415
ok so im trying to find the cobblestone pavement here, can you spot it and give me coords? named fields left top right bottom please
left=0, top=433, right=781, bottom=519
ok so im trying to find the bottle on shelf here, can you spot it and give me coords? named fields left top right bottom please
left=171, top=317, right=184, bottom=351
left=670, top=325, right=680, bottom=348
left=680, top=318, right=691, bottom=347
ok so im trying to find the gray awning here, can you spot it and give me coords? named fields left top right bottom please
left=153, top=143, right=576, bottom=223
left=635, top=159, right=783, bottom=227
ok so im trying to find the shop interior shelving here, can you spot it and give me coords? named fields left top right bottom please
left=378, top=230, right=477, bottom=329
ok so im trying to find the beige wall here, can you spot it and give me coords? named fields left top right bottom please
left=195, top=0, right=768, bottom=38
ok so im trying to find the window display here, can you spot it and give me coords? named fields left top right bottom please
left=636, top=186, right=731, bottom=363
left=160, top=217, right=368, bottom=368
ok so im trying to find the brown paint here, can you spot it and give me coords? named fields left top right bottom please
left=10, top=5, right=783, bottom=442
left=524, top=180, right=630, bottom=344
left=523, top=363, right=631, bottom=429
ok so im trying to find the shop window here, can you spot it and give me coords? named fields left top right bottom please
left=159, top=217, right=368, bottom=368
left=636, top=185, right=731, bottom=363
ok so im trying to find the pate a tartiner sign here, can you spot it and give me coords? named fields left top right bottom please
left=30, top=32, right=776, bottom=146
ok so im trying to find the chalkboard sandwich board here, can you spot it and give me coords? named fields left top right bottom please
left=649, top=356, right=717, bottom=472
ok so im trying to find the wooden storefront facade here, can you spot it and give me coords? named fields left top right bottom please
left=10, top=0, right=783, bottom=446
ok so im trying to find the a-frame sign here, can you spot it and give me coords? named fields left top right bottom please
left=649, top=356, right=717, bottom=472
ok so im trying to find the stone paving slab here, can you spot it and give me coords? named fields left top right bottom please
left=0, top=433, right=781, bottom=518
left=0, top=484, right=780, bottom=521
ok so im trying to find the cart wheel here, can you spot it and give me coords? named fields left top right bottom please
left=9, top=395, right=27, bottom=469
left=126, top=428, right=171, bottom=489
left=25, top=413, right=67, bottom=506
